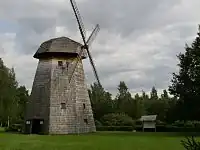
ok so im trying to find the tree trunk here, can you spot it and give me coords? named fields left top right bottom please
left=7, top=116, right=10, bottom=127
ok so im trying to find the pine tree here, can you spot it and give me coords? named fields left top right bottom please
left=115, top=81, right=133, bottom=113
left=150, top=86, right=158, bottom=100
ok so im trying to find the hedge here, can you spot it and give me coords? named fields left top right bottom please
left=96, top=126, right=134, bottom=131
left=5, top=124, right=23, bottom=133
left=97, top=125, right=200, bottom=132
left=135, top=125, right=200, bottom=132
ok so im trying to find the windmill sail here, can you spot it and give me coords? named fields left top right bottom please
left=68, top=27, right=101, bottom=85
left=70, top=0, right=101, bottom=86
left=70, top=0, right=86, bottom=42
left=86, top=24, right=100, bottom=47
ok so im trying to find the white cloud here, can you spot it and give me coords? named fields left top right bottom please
left=0, top=0, right=200, bottom=97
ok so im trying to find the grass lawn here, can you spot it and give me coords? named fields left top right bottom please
left=0, top=129, right=199, bottom=150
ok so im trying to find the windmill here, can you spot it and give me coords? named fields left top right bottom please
left=24, top=0, right=101, bottom=134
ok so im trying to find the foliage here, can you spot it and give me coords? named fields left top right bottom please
left=172, top=120, right=200, bottom=128
left=94, top=120, right=102, bottom=126
left=144, top=88, right=171, bottom=122
left=89, top=80, right=174, bottom=125
left=88, top=83, right=113, bottom=120
left=0, top=58, right=29, bottom=128
left=115, top=81, right=133, bottom=114
left=181, top=136, right=200, bottom=150
left=150, top=86, right=158, bottom=100
left=5, top=124, right=22, bottom=133
left=169, top=25, right=200, bottom=121
left=100, top=113, right=135, bottom=126
left=135, top=124, right=200, bottom=133
left=96, top=126, right=134, bottom=131
left=172, top=120, right=185, bottom=127
left=114, top=81, right=145, bottom=119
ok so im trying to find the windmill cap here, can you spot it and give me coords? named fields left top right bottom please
left=33, top=36, right=87, bottom=59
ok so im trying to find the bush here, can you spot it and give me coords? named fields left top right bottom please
left=134, top=124, right=200, bottom=133
left=100, top=113, right=135, bottom=127
left=5, top=124, right=22, bottom=133
left=96, top=126, right=134, bottom=131
left=185, top=121, right=200, bottom=128
left=156, top=120, right=166, bottom=126
left=172, top=120, right=185, bottom=127
left=172, top=120, right=200, bottom=128
left=95, top=120, right=102, bottom=126
left=181, top=136, right=200, bottom=150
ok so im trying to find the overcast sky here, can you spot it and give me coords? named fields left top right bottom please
left=0, top=0, right=200, bottom=96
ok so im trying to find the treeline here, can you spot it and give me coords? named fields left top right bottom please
left=0, top=58, right=29, bottom=127
left=88, top=82, right=176, bottom=126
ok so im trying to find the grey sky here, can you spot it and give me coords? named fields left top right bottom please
left=0, top=0, right=200, bottom=96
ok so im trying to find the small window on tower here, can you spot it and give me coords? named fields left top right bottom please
left=84, top=119, right=88, bottom=124
left=83, top=103, right=86, bottom=109
left=58, top=61, right=63, bottom=66
left=66, top=62, right=69, bottom=70
left=61, top=103, right=66, bottom=109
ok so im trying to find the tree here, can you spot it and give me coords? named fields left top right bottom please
left=144, top=87, right=170, bottom=121
left=133, top=93, right=145, bottom=119
left=169, top=25, right=200, bottom=121
left=141, top=90, right=149, bottom=115
left=0, top=58, right=9, bottom=126
left=115, top=81, right=133, bottom=116
left=0, top=58, right=29, bottom=127
left=88, top=82, right=113, bottom=121
left=145, top=86, right=158, bottom=115
left=100, top=113, right=134, bottom=126
left=161, top=89, right=169, bottom=100
left=0, top=60, right=19, bottom=127
left=150, top=86, right=158, bottom=100
left=16, top=86, right=29, bottom=123
left=5, top=67, right=19, bottom=126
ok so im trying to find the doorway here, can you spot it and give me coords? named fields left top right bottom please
left=31, top=119, right=44, bottom=134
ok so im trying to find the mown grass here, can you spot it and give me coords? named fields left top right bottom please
left=0, top=130, right=199, bottom=150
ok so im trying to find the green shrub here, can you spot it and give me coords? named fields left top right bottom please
left=96, top=126, right=134, bottom=131
left=185, top=121, right=200, bottom=128
left=156, top=120, right=166, bottom=126
left=135, top=124, right=200, bottom=133
left=100, top=113, right=135, bottom=127
left=95, top=120, right=102, bottom=126
left=181, top=136, right=200, bottom=150
left=5, top=124, right=22, bottom=133
left=172, top=120, right=200, bottom=128
left=172, top=120, right=185, bottom=127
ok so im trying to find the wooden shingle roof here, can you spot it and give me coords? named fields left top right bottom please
left=33, top=37, right=86, bottom=59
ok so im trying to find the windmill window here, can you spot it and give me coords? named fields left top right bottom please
left=83, top=103, right=86, bottom=109
left=40, top=121, right=44, bottom=124
left=84, top=119, right=88, bottom=124
left=26, top=120, right=31, bottom=125
left=61, top=103, right=66, bottom=109
left=66, top=62, right=70, bottom=70
left=58, top=61, right=63, bottom=66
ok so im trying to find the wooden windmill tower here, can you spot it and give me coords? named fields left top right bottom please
left=24, top=0, right=101, bottom=134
